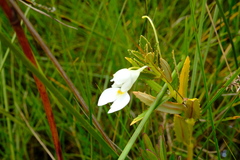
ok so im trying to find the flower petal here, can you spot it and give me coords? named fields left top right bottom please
left=129, top=66, right=148, bottom=85
left=137, top=66, right=148, bottom=72
left=120, top=66, right=148, bottom=92
left=97, top=88, right=120, bottom=106
left=120, top=79, right=133, bottom=92
left=111, top=82, right=122, bottom=88
left=108, top=92, right=130, bottom=113
left=110, top=69, right=131, bottom=84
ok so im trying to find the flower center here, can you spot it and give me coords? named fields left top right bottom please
left=117, top=90, right=124, bottom=95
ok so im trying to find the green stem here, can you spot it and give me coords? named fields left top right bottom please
left=1, top=48, right=15, bottom=160
left=118, top=84, right=168, bottom=160
left=118, top=61, right=184, bottom=159
left=142, top=16, right=162, bottom=58
left=187, top=143, right=193, bottom=160
left=0, top=32, right=118, bottom=158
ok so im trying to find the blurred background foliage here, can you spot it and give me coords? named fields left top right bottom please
left=0, top=0, right=239, bottom=159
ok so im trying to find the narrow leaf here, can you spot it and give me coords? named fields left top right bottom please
left=139, top=35, right=153, bottom=53
left=160, top=58, right=172, bottom=82
left=133, top=91, right=155, bottom=106
left=145, top=149, right=159, bottom=160
left=145, top=80, right=162, bottom=92
left=221, top=116, right=240, bottom=122
left=169, top=154, right=176, bottom=160
left=158, top=126, right=167, bottom=160
left=0, top=33, right=118, bottom=157
left=140, top=148, right=149, bottom=160
left=0, top=108, right=24, bottom=127
left=156, top=101, right=185, bottom=114
left=130, top=110, right=147, bottom=126
left=145, top=52, right=155, bottom=64
left=128, top=49, right=145, bottom=61
left=133, top=91, right=184, bottom=114
left=125, top=57, right=140, bottom=67
left=0, top=4, right=63, bottom=158
left=178, top=56, right=190, bottom=99
left=143, top=133, right=156, bottom=154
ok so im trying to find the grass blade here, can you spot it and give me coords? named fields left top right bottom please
left=0, top=32, right=119, bottom=158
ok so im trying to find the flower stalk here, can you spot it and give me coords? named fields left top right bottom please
left=142, top=15, right=162, bottom=58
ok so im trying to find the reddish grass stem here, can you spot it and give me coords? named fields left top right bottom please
left=0, top=1, right=63, bottom=159
left=7, top=0, right=117, bottom=153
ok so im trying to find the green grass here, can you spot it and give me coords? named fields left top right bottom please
left=0, top=0, right=239, bottom=159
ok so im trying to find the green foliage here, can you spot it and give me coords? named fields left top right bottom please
left=128, top=32, right=201, bottom=159
left=0, top=0, right=239, bottom=160
left=140, top=130, right=167, bottom=160
left=174, top=115, right=193, bottom=145
left=184, top=98, right=201, bottom=120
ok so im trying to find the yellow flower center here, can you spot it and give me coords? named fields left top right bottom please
left=117, top=90, right=124, bottom=95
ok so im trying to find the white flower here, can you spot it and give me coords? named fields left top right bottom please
left=98, top=66, right=147, bottom=113
left=97, top=88, right=130, bottom=113
left=111, top=66, right=148, bottom=92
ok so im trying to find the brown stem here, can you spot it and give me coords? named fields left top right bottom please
left=8, top=0, right=117, bottom=152
left=0, top=1, right=63, bottom=159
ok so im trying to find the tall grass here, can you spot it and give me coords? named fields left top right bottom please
left=0, top=0, right=239, bottom=159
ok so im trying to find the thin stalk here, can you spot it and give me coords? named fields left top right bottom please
left=0, top=47, right=15, bottom=160
left=0, top=33, right=15, bottom=72
left=118, top=61, right=183, bottom=159
left=0, top=1, right=63, bottom=159
left=202, top=67, right=240, bottom=115
left=118, top=84, right=168, bottom=160
left=142, top=16, right=162, bottom=58
left=8, top=0, right=117, bottom=151
left=8, top=29, right=55, bottom=160
left=215, top=0, right=238, bottom=69
left=102, top=0, right=128, bottom=75
left=189, top=0, right=206, bottom=98
left=187, top=143, right=193, bottom=160
left=0, top=32, right=118, bottom=157
left=206, top=3, right=232, bottom=75
left=189, top=1, right=221, bottom=158
left=0, top=7, right=30, bottom=159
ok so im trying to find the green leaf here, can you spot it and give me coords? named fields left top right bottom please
left=156, top=101, right=185, bottom=114
left=160, top=58, right=172, bottom=82
left=145, top=52, right=155, bottom=64
left=139, top=35, right=153, bottom=53
left=178, top=56, right=190, bottom=100
left=133, top=91, right=155, bottom=106
left=222, top=116, right=240, bottom=122
left=184, top=98, right=201, bottom=120
left=145, top=80, right=163, bottom=92
left=140, top=148, right=159, bottom=160
left=139, top=72, right=157, bottom=80
left=130, top=110, right=147, bottom=126
left=169, top=154, right=176, bottom=160
left=0, top=108, right=24, bottom=127
left=133, top=91, right=184, bottom=114
left=145, top=149, right=159, bottom=160
left=158, top=135, right=167, bottom=160
left=158, top=126, right=167, bottom=160
left=128, top=49, right=145, bottom=62
left=174, top=115, right=191, bottom=145
left=0, top=32, right=118, bottom=157
left=140, top=148, right=149, bottom=159
left=125, top=57, right=140, bottom=67
left=143, top=133, right=156, bottom=154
